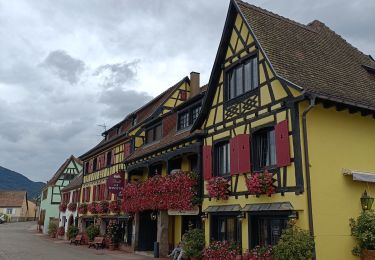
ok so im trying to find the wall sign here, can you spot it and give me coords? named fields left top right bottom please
left=107, top=172, right=124, bottom=195
left=168, top=206, right=199, bottom=216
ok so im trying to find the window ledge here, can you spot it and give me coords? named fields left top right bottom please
left=143, top=140, right=161, bottom=149
left=176, top=126, right=192, bottom=135
left=224, top=88, right=259, bottom=108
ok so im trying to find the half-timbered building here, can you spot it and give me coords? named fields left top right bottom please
left=191, top=0, right=375, bottom=259
left=123, top=72, right=206, bottom=256
left=39, top=155, right=82, bottom=234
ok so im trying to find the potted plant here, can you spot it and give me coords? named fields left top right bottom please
left=206, top=177, right=230, bottom=200
left=246, top=170, right=275, bottom=196
left=67, top=225, right=79, bottom=240
left=57, top=226, right=65, bottom=239
left=350, top=210, right=375, bottom=259
left=203, top=241, right=240, bottom=260
left=48, top=222, right=58, bottom=238
left=78, top=203, right=88, bottom=214
left=249, top=246, right=273, bottom=260
left=86, top=224, right=100, bottom=242
left=273, top=221, right=314, bottom=260
left=68, top=202, right=77, bottom=212
left=182, top=228, right=205, bottom=260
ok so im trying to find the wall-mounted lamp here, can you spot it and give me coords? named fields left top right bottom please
left=361, top=190, right=374, bottom=211
left=150, top=211, right=158, bottom=221
left=201, top=212, right=208, bottom=222
left=288, top=212, right=299, bottom=221
left=237, top=212, right=246, bottom=222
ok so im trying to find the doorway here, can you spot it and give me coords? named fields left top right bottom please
left=138, top=210, right=157, bottom=251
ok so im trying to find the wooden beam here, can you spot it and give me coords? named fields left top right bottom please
left=322, top=101, right=334, bottom=109
left=349, top=107, right=359, bottom=114
left=336, top=104, right=347, bottom=112
left=361, top=110, right=372, bottom=117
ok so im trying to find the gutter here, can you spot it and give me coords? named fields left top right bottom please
left=301, top=96, right=316, bottom=258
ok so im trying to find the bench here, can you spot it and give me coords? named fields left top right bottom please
left=88, top=236, right=104, bottom=250
left=70, top=234, right=82, bottom=246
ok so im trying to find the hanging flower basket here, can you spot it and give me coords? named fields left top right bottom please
left=206, top=177, right=230, bottom=200
left=78, top=203, right=88, bottom=214
left=68, top=202, right=77, bottom=212
left=96, top=201, right=109, bottom=214
left=109, top=200, right=121, bottom=214
left=122, top=171, right=197, bottom=213
left=88, top=202, right=98, bottom=214
left=59, top=202, right=67, bottom=212
left=246, top=170, right=275, bottom=196
left=203, top=241, right=240, bottom=260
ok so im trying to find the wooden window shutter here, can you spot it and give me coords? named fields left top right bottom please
left=203, top=145, right=212, bottom=180
left=230, top=136, right=239, bottom=175
left=124, top=142, right=131, bottom=158
left=275, top=120, right=291, bottom=167
left=237, top=134, right=251, bottom=173
left=180, top=90, right=187, bottom=101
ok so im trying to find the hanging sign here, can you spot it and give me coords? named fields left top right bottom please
left=107, top=172, right=124, bottom=195
left=168, top=206, right=199, bottom=216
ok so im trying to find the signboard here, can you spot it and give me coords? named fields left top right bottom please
left=107, top=172, right=124, bottom=195
left=168, top=206, right=199, bottom=216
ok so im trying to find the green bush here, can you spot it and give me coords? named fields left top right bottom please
left=273, top=221, right=315, bottom=260
left=86, top=224, right=100, bottom=241
left=67, top=225, right=79, bottom=239
left=48, top=222, right=58, bottom=236
left=182, top=228, right=205, bottom=258
left=350, top=210, right=375, bottom=256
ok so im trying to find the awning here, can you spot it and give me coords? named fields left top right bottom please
left=242, top=202, right=293, bottom=212
left=203, top=204, right=242, bottom=213
left=342, top=169, right=375, bottom=183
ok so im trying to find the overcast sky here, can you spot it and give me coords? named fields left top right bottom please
left=0, top=0, right=373, bottom=182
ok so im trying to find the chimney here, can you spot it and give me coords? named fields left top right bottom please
left=190, top=71, right=200, bottom=97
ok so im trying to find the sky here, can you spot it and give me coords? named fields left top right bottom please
left=0, top=0, right=374, bottom=182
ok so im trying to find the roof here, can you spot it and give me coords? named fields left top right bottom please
left=235, top=0, right=375, bottom=109
left=47, top=155, right=82, bottom=186
left=61, top=172, right=83, bottom=192
left=0, top=191, right=27, bottom=207
left=79, top=77, right=189, bottom=160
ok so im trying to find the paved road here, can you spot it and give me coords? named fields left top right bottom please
left=0, top=222, right=150, bottom=260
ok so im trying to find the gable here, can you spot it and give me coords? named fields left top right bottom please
left=161, top=79, right=190, bottom=114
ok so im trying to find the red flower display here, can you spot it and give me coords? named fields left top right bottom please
left=68, top=202, right=77, bottom=212
left=203, top=241, right=240, bottom=260
left=206, top=177, right=230, bottom=200
left=122, top=172, right=197, bottom=213
left=109, top=200, right=121, bottom=214
left=249, top=245, right=273, bottom=260
left=246, top=170, right=275, bottom=196
left=96, top=201, right=109, bottom=214
left=88, top=202, right=98, bottom=214
left=78, top=203, right=87, bottom=214
left=59, top=202, right=67, bottom=212
left=57, top=226, right=65, bottom=236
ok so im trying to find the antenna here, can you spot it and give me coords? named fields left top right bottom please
left=97, top=123, right=107, bottom=132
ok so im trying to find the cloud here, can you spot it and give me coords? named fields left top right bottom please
left=41, top=50, right=85, bottom=84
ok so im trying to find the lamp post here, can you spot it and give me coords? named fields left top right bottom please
left=361, top=190, right=374, bottom=211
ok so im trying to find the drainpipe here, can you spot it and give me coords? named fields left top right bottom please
left=302, top=96, right=316, bottom=258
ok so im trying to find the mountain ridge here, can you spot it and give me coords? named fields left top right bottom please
left=0, top=166, right=45, bottom=199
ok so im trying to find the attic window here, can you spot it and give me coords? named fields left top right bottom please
left=132, top=115, right=137, bottom=126
left=225, top=56, right=258, bottom=101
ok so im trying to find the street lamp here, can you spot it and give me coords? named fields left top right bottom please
left=361, top=190, right=374, bottom=211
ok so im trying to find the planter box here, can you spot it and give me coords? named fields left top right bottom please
left=362, top=250, right=375, bottom=260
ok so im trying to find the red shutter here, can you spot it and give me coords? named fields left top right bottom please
left=88, top=160, right=93, bottom=173
left=275, top=120, right=291, bottom=167
left=180, top=90, right=187, bottom=101
left=203, top=145, right=212, bottom=180
left=230, top=136, right=239, bottom=175
left=237, top=134, right=251, bottom=173
left=124, top=142, right=131, bottom=158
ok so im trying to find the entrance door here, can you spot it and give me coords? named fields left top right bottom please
left=138, top=211, right=157, bottom=251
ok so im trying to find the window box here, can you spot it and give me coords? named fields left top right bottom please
left=246, top=170, right=275, bottom=196
left=206, top=176, right=230, bottom=200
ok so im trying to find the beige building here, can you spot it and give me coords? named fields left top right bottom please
left=0, top=191, right=36, bottom=222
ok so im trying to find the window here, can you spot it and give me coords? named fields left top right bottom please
left=145, top=123, right=162, bottom=144
left=252, top=128, right=276, bottom=171
left=178, top=111, right=189, bottom=129
left=132, top=115, right=137, bottom=126
left=6, top=208, right=13, bottom=214
left=106, top=152, right=112, bottom=167
left=211, top=215, right=239, bottom=242
left=226, top=57, right=258, bottom=101
left=214, top=141, right=230, bottom=176
left=93, top=158, right=97, bottom=172
left=84, top=162, right=89, bottom=175
left=249, top=215, right=288, bottom=248
left=177, top=105, right=201, bottom=130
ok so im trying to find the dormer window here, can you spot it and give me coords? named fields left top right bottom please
left=177, top=105, right=201, bottom=130
left=145, top=123, right=162, bottom=144
left=225, top=56, right=258, bottom=101
left=131, top=115, right=137, bottom=126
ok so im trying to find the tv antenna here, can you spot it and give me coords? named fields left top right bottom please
left=97, top=123, right=107, bottom=132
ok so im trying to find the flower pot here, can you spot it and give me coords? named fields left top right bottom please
left=362, top=250, right=375, bottom=260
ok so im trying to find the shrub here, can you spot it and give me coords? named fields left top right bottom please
left=57, top=226, right=65, bottom=236
left=350, top=210, right=375, bottom=256
left=67, top=225, right=79, bottom=239
left=182, top=228, right=205, bottom=258
left=86, top=224, right=100, bottom=241
left=48, top=222, right=58, bottom=237
left=203, top=241, right=240, bottom=260
left=273, top=221, right=314, bottom=260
